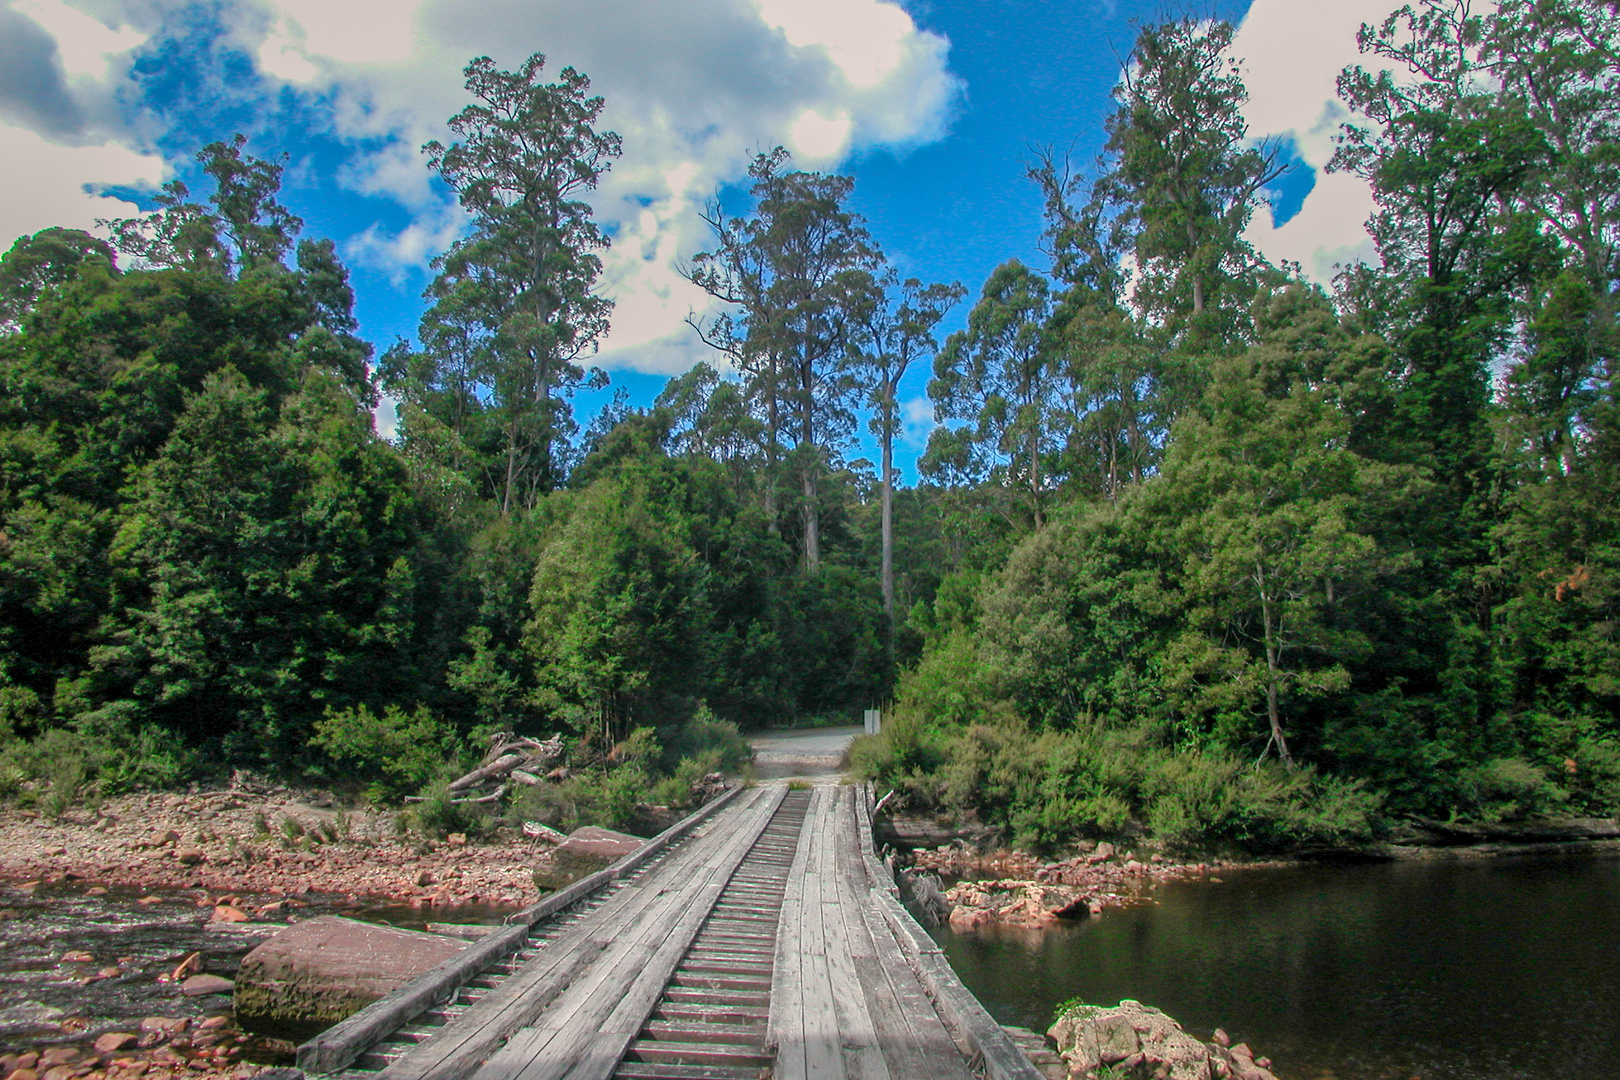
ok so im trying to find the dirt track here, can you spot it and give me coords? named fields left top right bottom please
left=747, top=725, right=859, bottom=782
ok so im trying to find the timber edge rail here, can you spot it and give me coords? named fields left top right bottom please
left=296, top=783, right=746, bottom=1076
left=855, top=783, right=1046, bottom=1080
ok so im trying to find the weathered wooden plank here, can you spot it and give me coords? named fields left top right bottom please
left=484, top=802, right=767, bottom=1080
left=299, top=783, right=744, bottom=1075
left=380, top=788, right=763, bottom=1080
left=799, top=787, right=844, bottom=1080
left=866, top=869, right=1045, bottom=1080
left=769, top=786, right=819, bottom=1080
left=824, top=787, right=890, bottom=1080
left=853, top=890, right=974, bottom=1080
left=480, top=787, right=785, bottom=1080
left=514, top=788, right=783, bottom=1080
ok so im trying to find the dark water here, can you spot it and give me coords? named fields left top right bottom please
left=0, top=878, right=515, bottom=1055
left=937, top=850, right=1620, bottom=1080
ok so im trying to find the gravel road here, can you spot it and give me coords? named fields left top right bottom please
left=746, top=726, right=861, bottom=782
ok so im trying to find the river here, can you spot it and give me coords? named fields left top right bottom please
left=936, top=847, right=1620, bottom=1079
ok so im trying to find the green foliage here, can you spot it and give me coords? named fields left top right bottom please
left=508, top=765, right=649, bottom=834
left=856, top=714, right=1379, bottom=853
left=407, top=779, right=485, bottom=840
left=661, top=705, right=751, bottom=774
left=1457, top=758, right=1567, bottom=823
left=309, top=703, right=459, bottom=802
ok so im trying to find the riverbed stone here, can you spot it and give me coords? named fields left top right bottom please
left=137, top=1018, right=187, bottom=1037
left=531, top=826, right=641, bottom=891
left=1049, top=1000, right=1277, bottom=1080
left=180, top=974, right=234, bottom=997
left=91, top=1036, right=135, bottom=1055
left=234, top=915, right=468, bottom=1027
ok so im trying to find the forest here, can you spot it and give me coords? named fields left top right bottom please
left=0, top=0, right=1615, bottom=851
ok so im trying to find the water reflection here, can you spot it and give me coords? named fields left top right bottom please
left=936, top=850, right=1620, bottom=1080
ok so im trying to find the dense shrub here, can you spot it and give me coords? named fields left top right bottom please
left=852, top=714, right=1380, bottom=853
left=308, top=703, right=460, bottom=802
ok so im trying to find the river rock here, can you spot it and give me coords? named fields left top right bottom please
left=531, top=826, right=642, bottom=891
left=180, top=974, right=234, bottom=997
left=234, top=915, right=469, bottom=1027
left=1048, top=1000, right=1279, bottom=1080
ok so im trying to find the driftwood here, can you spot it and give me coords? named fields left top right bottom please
left=438, top=732, right=565, bottom=802
left=447, top=754, right=525, bottom=792
left=522, top=821, right=568, bottom=845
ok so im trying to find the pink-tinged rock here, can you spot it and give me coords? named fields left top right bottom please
left=138, top=1017, right=187, bottom=1037
left=174, top=849, right=205, bottom=866
left=172, top=953, right=203, bottom=980
left=948, top=907, right=993, bottom=930
left=234, top=915, right=468, bottom=1027
left=181, top=974, right=234, bottom=997
left=93, top=1035, right=136, bottom=1055
left=531, top=826, right=644, bottom=891
left=211, top=905, right=250, bottom=923
left=61, top=951, right=94, bottom=963
left=36, top=1051, right=76, bottom=1068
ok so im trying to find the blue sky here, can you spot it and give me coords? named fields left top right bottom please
left=1, top=0, right=1398, bottom=479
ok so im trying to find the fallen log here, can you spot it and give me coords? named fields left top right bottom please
left=450, top=784, right=506, bottom=805
left=447, top=754, right=526, bottom=793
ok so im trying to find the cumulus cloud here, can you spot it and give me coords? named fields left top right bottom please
left=0, top=121, right=165, bottom=246
left=5, top=0, right=956, bottom=377
left=237, top=0, right=960, bottom=372
left=1233, top=0, right=1395, bottom=281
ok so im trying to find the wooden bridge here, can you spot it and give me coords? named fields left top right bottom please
left=296, top=784, right=1048, bottom=1080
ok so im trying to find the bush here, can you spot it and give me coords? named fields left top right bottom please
left=508, top=765, right=653, bottom=834
left=406, top=779, right=488, bottom=839
left=309, top=704, right=459, bottom=802
left=0, top=721, right=199, bottom=812
left=661, top=704, right=751, bottom=774
left=1457, top=757, right=1567, bottom=822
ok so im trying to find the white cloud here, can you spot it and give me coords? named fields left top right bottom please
left=344, top=204, right=463, bottom=284
left=900, top=395, right=936, bottom=450
left=0, top=123, right=165, bottom=246
left=239, top=0, right=960, bottom=373
left=6, top=0, right=957, bottom=378
left=1232, top=0, right=1396, bottom=281
left=12, top=0, right=146, bottom=79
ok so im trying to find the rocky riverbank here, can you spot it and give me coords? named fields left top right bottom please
left=904, top=839, right=1271, bottom=928
left=0, top=784, right=550, bottom=909
left=0, top=782, right=564, bottom=1080
left=1049, top=1000, right=1281, bottom=1080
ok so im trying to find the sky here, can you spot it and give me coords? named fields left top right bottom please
left=0, top=0, right=1402, bottom=479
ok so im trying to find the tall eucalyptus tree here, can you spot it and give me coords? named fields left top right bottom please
left=421, top=53, right=621, bottom=513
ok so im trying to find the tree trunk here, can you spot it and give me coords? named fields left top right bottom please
left=880, top=377, right=895, bottom=623
left=1028, top=408, right=1044, bottom=529
left=799, top=368, right=821, bottom=571
left=763, top=383, right=779, bottom=533
left=1259, top=577, right=1295, bottom=768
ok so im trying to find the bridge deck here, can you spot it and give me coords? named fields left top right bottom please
left=771, top=784, right=972, bottom=1080
left=305, top=782, right=1043, bottom=1080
